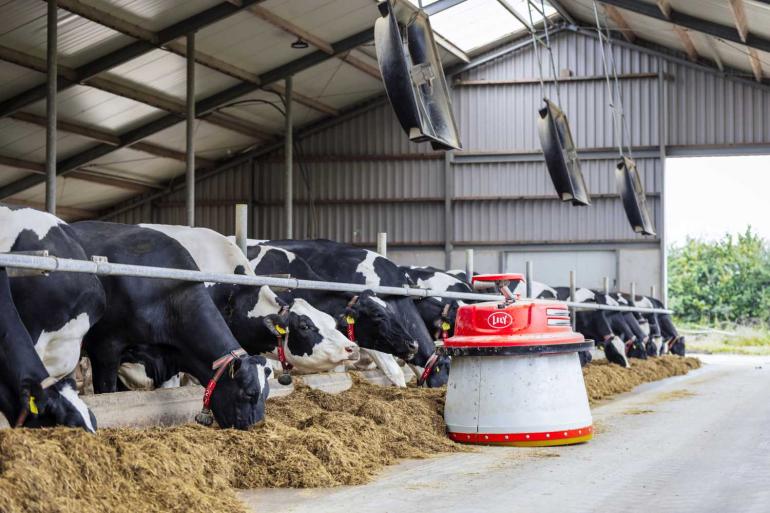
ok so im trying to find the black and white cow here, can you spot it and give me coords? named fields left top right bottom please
left=71, top=221, right=271, bottom=430
left=400, top=266, right=474, bottom=340
left=0, top=205, right=104, bottom=431
left=253, top=240, right=450, bottom=387
left=554, top=287, right=632, bottom=368
left=642, top=296, right=685, bottom=356
left=139, top=225, right=359, bottom=377
left=243, top=242, right=422, bottom=387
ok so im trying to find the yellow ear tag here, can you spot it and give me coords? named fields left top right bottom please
left=345, top=315, right=355, bottom=325
left=441, top=321, right=451, bottom=331
left=29, top=396, right=38, bottom=415
left=275, top=326, right=287, bottom=335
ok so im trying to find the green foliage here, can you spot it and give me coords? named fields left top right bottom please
left=668, top=227, right=770, bottom=324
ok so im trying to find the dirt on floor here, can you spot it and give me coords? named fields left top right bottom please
left=0, top=357, right=700, bottom=513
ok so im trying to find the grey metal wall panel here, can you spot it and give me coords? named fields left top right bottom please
left=666, top=62, right=770, bottom=146
left=453, top=157, right=660, bottom=197
left=453, top=197, right=660, bottom=244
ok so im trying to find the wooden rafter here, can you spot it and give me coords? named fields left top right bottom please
left=673, top=26, right=698, bottom=62
left=703, top=35, right=725, bottom=72
left=9, top=112, right=216, bottom=167
left=749, top=48, right=764, bottom=82
left=728, top=0, right=749, bottom=43
left=0, top=154, right=160, bottom=193
left=603, top=5, right=636, bottom=43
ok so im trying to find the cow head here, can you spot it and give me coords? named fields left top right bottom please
left=208, top=354, right=271, bottom=430
left=603, top=335, right=630, bottom=368
left=22, top=378, right=97, bottom=432
left=339, top=290, right=419, bottom=360
left=273, top=294, right=360, bottom=372
left=417, top=353, right=451, bottom=388
left=668, top=336, right=686, bottom=356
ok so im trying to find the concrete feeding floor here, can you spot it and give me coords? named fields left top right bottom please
left=239, top=355, right=770, bottom=513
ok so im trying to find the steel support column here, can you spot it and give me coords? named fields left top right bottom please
left=284, top=76, right=293, bottom=238
left=657, top=64, right=668, bottom=305
left=444, top=150, right=454, bottom=269
left=186, top=33, right=196, bottom=227
left=45, top=0, right=57, bottom=214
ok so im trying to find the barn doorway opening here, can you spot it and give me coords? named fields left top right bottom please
left=665, top=155, right=770, bottom=245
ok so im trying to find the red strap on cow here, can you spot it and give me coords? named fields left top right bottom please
left=202, top=349, right=247, bottom=410
left=276, top=335, right=294, bottom=372
left=417, top=353, right=439, bottom=387
left=625, top=340, right=634, bottom=353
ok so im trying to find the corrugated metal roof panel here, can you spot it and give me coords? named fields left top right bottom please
left=0, top=1, right=132, bottom=68
left=0, top=118, right=97, bottom=161
left=84, top=0, right=222, bottom=32
left=0, top=62, right=44, bottom=102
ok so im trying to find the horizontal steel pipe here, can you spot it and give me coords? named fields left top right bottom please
left=0, top=253, right=673, bottom=315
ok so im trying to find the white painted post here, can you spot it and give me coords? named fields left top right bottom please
left=603, top=276, right=610, bottom=296
left=235, top=204, right=248, bottom=257
left=630, top=282, right=636, bottom=305
left=465, top=249, right=474, bottom=280
left=377, top=232, right=387, bottom=257
left=650, top=284, right=656, bottom=299
left=525, top=260, right=533, bottom=298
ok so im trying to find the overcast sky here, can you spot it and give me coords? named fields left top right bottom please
left=665, top=155, right=770, bottom=246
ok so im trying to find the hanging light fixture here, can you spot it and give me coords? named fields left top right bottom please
left=291, top=37, right=309, bottom=49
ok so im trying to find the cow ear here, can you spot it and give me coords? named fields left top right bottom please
left=263, top=314, right=287, bottom=336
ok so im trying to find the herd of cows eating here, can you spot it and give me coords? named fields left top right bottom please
left=0, top=204, right=685, bottom=433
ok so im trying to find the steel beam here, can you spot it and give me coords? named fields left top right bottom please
left=598, top=0, right=770, bottom=54
left=284, top=76, right=293, bottom=238
left=54, top=0, right=338, bottom=116
left=0, top=1, right=263, bottom=120
left=424, top=0, right=467, bottom=15
left=186, top=33, right=196, bottom=227
left=0, top=28, right=373, bottom=201
left=45, top=0, right=57, bottom=214
left=545, top=0, right=577, bottom=26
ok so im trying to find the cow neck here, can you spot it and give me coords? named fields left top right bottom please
left=175, top=294, right=245, bottom=384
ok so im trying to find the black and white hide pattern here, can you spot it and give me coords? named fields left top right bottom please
left=554, top=287, right=630, bottom=368
left=71, top=221, right=271, bottom=430
left=601, top=293, right=648, bottom=360
left=243, top=241, right=419, bottom=387
left=645, top=296, right=686, bottom=356
left=0, top=205, right=104, bottom=431
left=252, top=239, right=450, bottom=388
left=400, top=266, right=475, bottom=339
left=140, top=225, right=359, bottom=375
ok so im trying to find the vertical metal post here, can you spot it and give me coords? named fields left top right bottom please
left=525, top=260, right=533, bottom=298
left=185, top=32, right=196, bottom=227
left=657, top=64, right=668, bottom=306
left=45, top=0, right=57, bottom=214
left=443, top=150, right=454, bottom=270
left=248, top=158, right=255, bottom=238
left=630, top=282, right=636, bottom=305
left=377, top=232, right=387, bottom=257
left=569, top=270, right=576, bottom=330
left=284, top=76, right=293, bottom=239
left=235, top=204, right=248, bottom=256
left=465, top=249, right=474, bottom=280
left=650, top=284, right=656, bottom=299
left=603, top=276, right=610, bottom=296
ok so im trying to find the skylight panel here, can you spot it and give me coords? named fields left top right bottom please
left=428, top=0, right=526, bottom=52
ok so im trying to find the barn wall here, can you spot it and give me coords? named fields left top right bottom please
left=105, top=29, right=770, bottom=298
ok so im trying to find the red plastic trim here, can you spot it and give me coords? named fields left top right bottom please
left=448, top=425, right=593, bottom=444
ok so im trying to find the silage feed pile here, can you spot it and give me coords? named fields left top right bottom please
left=583, top=355, right=701, bottom=404
left=0, top=377, right=462, bottom=513
left=0, top=357, right=701, bottom=513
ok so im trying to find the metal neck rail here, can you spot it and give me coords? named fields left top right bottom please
left=0, top=252, right=672, bottom=315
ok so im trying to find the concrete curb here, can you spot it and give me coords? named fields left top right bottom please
left=0, top=369, right=405, bottom=429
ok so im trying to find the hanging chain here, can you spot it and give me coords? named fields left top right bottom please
left=603, top=15, right=635, bottom=159
left=526, top=0, right=562, bottom=106
left=592, top=0, right=625, bottom=156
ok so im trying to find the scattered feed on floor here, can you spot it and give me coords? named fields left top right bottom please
left=0, top=356, right=701, bottom=513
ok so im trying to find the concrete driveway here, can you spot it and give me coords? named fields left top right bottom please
left=239, top=355, right=770, bottom=513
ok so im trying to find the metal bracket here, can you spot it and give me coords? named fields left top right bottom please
left=5, top=250, right=50, bottom=278
left=91, top=255, right=108, bottom=264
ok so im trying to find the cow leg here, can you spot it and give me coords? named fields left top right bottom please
left=84, top=334, right=123, bottom=394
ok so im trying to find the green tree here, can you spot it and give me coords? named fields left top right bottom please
left=668, top=228, right=770, bottom=324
